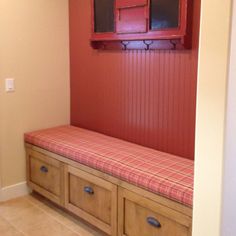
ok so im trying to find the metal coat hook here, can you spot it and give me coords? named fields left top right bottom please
left=143, top=40, right=153, bottom=50
left=101, top=42, right=106, bottom=50
left=170, top=40, right=177, bottom=50
left=121, top=41, right=129, bottom=50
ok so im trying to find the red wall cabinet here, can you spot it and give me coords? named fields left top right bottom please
left=91, top=0, right=193, bottom=50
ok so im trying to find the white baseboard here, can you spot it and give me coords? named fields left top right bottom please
left=0, top=182, right=31, bottom=202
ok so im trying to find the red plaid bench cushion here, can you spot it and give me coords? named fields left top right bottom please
left=24, top=125, right=194, bottom=207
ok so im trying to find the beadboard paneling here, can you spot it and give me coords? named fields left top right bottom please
left=69, top=0, right=200, bottom=159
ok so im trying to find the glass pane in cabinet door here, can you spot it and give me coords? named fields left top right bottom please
left=94, top=0, right=114, bottom=32
left=150, top=0, right=180, bottom=30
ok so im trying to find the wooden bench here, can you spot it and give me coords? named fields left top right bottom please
left=25, top=125, right=193, bottom=236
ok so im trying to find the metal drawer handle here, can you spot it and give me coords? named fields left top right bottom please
left=40, top=166, right=48, bottom=173
left=147, top=217, right=161, bottom=228
left=84, top=186, right=94, bottom=195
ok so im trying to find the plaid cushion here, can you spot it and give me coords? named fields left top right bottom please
left=24, top=125, right=194, bottom=207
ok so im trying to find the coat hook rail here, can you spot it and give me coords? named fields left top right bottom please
left=143, top=40, right=153, bottom=50
left=121, top=41, right=130, bottom=50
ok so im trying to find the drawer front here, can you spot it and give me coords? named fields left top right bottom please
left=69, top=174, right=111, bottom=224
left=118, top=188, right=192, bottom=236
left=30, top=156, right=60, bottom=196
left=65, top=166, right=117, bottom=236
left=26, top=148, right=64, bottom=205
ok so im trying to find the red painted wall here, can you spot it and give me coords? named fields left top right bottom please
left=69, top=0, right=200, bottom=160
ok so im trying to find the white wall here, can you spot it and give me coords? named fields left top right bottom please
left=192, top=0, right=232, bottom=235
left=221, top=1, right=236, bottom=235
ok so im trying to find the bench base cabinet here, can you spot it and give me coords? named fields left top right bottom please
left=26, top=146, right=192, bottom=236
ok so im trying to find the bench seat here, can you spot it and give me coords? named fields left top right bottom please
left=24, top=125, right=194, bottom=207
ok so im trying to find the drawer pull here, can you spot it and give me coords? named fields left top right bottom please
left=147, top=217, right=161, bottom=228
left=84, top=186, right=94, bottom=195
left=40, top=166, right=48, bottom=173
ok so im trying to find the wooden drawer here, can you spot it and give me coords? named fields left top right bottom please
left=26, top=148, right=64, bottom=205
left=65, top=165, right=117, bottom=236
left=118, top=188, right=192, bottom=236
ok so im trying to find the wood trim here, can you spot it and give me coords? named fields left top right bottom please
left=60, top=163, right=65, bottom=206
left=117, top=188, right=125, bottom=236
left=27, top=181, right=61, bottom=205
left=26, top=148, right=30, bottom=183
left=0, top=182, right=30, bottom=202
left=67, top=202, right=112, bottom=235
left=25, top=143, right=192, bottom=217
left=111, top=182, right=118, bottom=236
left=64, top=164, right=69, bottom=209
left=188, top=225, right=193, bottom=236
left=68, top=165, right=115, bottom=191
left=120, top=181, right=192, bottom=217
left=27, top=149, right=61, bottom=168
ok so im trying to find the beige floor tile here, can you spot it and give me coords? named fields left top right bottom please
left=0, top=216, right=24, bottom=236
left=26, top=193, right=106, bottom=236
left=9, top=205, right=53, bottom=232
left=0, top=194, right=106, bottom=236
left=0, top=198, right=32, bottom=221
left=21, top=218, right=80, bottom=236
left=24, top=194, right=46, bottom=207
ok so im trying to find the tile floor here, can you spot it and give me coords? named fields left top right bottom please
left=0, top=193, right=106, bottom=236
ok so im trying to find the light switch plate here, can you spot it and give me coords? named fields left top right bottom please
left=5, top=78, right=15, bottom=92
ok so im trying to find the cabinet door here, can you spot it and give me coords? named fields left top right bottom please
left=150, top=0, right=180, bottom=30
left=116, top=0, right=147, bottom=8
left=94, top=0, right=115, bottom=33
left=116, top=0, right=148, bottom=34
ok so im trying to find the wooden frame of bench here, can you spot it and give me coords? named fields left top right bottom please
left=25, top=143, right=192, bottom=236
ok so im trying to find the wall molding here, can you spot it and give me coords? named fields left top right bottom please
left=0, top=182, right=31, bottom=202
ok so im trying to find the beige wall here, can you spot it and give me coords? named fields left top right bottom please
left=0, top=0, right=70, bottom=187
left=193, top=0, right=232, bottom=235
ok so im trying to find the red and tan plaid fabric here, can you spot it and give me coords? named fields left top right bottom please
left=24, top=125, right=194, bottom=207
